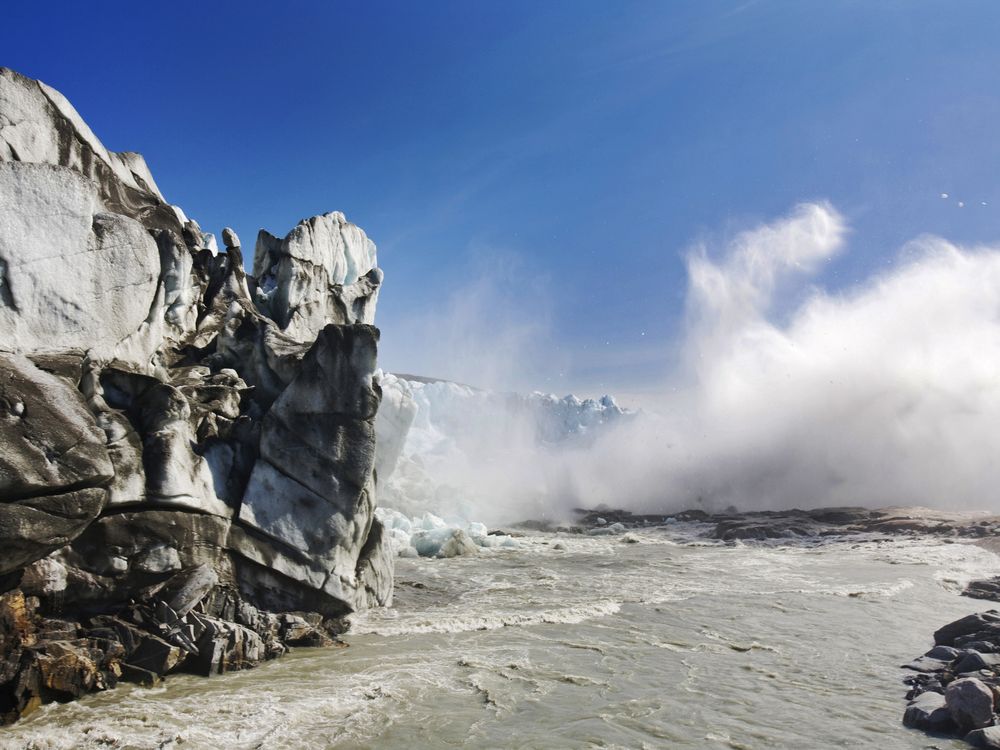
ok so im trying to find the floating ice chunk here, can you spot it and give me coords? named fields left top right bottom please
left=411, top=527, right=456, bottom=557
left=588, top=522, right=626, bottom=536
left=374, top=507, right=518, bottom=558
left=377, top=507, right=414, bottom=534
left=472, top=532, right=520, bottom=549
left=415, top=512, right=449, bottom=531
left=375, top=507, right=419, bottom=557
left=437, top=529, right=479, bottom=558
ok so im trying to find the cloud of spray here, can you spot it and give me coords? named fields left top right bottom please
left=573, top=202, right=1000, bottom=513
left=381, top=202, right=1000, bottom=522
left=379, top=252, right=563, bottom=392
left=378, top=378, right=578, bottom=525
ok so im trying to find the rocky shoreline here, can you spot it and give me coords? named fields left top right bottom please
left=901, top=593, right=1000, bottom=747
left=0, top=567, right=343, bottom=723
left=535, top=505, right=1000, bottom=748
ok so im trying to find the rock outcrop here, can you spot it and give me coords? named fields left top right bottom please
left=901, top=610, right=1000, bottom=746
left=0, top=68, right=393, bottom=722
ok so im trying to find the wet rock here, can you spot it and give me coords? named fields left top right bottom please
left=904, top=655, right=953, bottom=673
left=200, top=617, right=266, bottom=672
left=716, top=523, right=784, bottom=541
left=967, top=726, right=1000, bottom=749
left=120, top=663, right=159, bottom=687
left=0, top=591, right=127, bottom=720
left=161, top=564, right=219, bottom=616
left=946, top=677, right=996, bottom=732
left=936, top=613, right=1000, bottom=647
left=955, top=651, right=1000, bottom=675
left=278, top=613, right=335, bottom=647
left=127, top=631, right=184, bottom=675
left=562, top=505, right=1000, bottom=547
left=805, top=508, right=874, bottom=525
left=966, top=578, right=1000, bottom=602
left=34, top=640, right=101, bottom=698
left=956, top=630, right=1000, bottom=649
left=903, top=690, right=953, bottom=732
left=904, top=673, right=945, bottom=700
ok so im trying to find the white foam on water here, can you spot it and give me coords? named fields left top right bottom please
left=350, top=598, right=623, bottom=636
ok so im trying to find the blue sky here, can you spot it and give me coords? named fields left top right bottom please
left=5, top=1, right=999, bottom=398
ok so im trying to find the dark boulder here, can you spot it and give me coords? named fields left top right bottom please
left=903, top=690, right=954, bottom=732
left=968, top=726, right=1000, bottom=749
left=945, top=677, right=996, bottom=733
left=954, top=651, right=1000, bottom=675
left=935, top=613, right=1000, bottom=647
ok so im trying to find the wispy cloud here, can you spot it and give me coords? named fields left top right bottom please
left=379, top=248, right=565, bottom=393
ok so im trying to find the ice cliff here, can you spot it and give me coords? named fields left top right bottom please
left=0, top=67, right=630, bottom=723
left=0, top=68, right=391, bottom=720
left=373, top=372, right=629, bottom=548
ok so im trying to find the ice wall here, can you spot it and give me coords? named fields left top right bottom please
left=374, top=372, right=630, bottom=526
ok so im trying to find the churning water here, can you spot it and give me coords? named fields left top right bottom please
left=5, top=527, right=998, bottom=749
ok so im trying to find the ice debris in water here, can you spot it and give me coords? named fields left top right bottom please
left=373, top=372, right=631, bottom=525
left=587, top=522, right=627, bottom=536
left=376, top=507, right=519, bottom=558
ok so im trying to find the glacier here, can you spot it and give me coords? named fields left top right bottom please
left=373, top=371, right=631, bottom=554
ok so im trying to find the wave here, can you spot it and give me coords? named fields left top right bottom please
left=349, top=599, right=622, bottom=636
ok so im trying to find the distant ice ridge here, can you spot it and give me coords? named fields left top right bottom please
left=373, top=372, right=631, bottom=527
left=376, top=507, right=519, bottom=558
